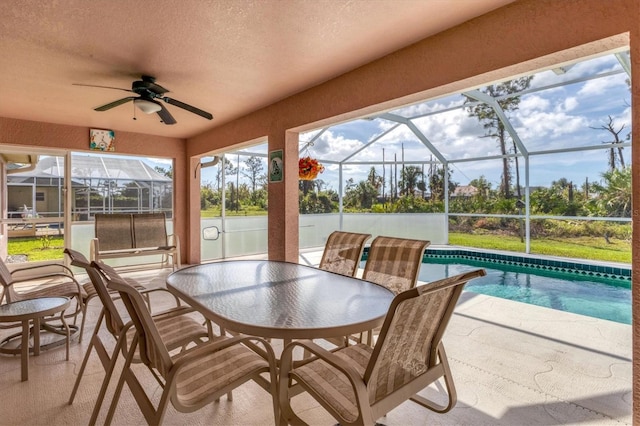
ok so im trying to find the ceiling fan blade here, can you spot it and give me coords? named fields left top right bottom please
left=95, top=97, right=136, bottom=111
left=157, top=103, right=176, bottom=125
left=162, top=97, right=213, bottom=120
left=73, top=83, right=134, bottom=93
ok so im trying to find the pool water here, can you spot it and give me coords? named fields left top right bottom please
left=417, top=258, right=631, bottom=324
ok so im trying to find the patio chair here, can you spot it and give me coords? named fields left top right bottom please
left=319, top=231, right=371, bottom=277
left=0, top=255, right=87, bottom=344
left=103, top=267, right=280, bottom=425
left=64, top=248, right=180, bottom=315
left=279, top=269, right=486, bottom=426
left=346, top=235, right=430, bottom=346
left=66, top=252, right=214, bottom=425
left=362, top=235, right=430, bottom=295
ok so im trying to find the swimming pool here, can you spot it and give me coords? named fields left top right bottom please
left=418, top=255, right=631, bottom=324
left=361, top=249, right=632, bottom=324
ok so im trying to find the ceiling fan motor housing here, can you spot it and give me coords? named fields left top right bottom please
left=132, top=78, right=167, bottom=97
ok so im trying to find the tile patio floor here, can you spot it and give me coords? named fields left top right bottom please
left=0, top=250, right=631, bottom=425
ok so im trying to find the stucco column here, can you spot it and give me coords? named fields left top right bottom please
left=0, top=161, right=6, bottom=260
left=268, top=131, right=299, bottom=261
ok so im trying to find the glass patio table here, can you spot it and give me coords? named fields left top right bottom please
left=166, top=260, right=394, bottom=342
left=0, top=297, right=71, bottom=381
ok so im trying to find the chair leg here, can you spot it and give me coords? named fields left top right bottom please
left=89, top=339, right=127, bottom=425
left=152, top=381, right=173, bottom=426
left=78, top=297, right=89, bottom=343
left=102, top=335, right=162, bottom=426
left=103, top=336, right=139, bottom=426
left=68, top=311, right=103, bottom=404
left=409, top=345, right=457, bottom=413
left=216, top=325, right=233, bottom=401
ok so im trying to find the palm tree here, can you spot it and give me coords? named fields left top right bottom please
left=465, top=77, right=533, bottom=198
left=590, top=168, right=632, bottom=217
left=367, top=167, right=382, bottom=195
left=299, top=179, right=319, bottom=196
left=399, top=166, right=423, bottom=196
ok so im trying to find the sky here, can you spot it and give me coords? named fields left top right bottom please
left=196, top=49, right=632, bottom=194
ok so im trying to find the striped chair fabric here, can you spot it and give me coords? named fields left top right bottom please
left=279, top=269, right=486, bottom=426
left=104, top=266, right=280, bottom=425
left=319, top=231, right=371, bottom=277
left=362, top=236, right=431, bottom=295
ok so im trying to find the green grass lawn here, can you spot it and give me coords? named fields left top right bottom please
left=8, top=236, right=65, bottom=262
left=448, top=232, right=631, bottom=264
left=7, top=232, right=631, bottom=264
left=201, top=208, right=268, bottom=217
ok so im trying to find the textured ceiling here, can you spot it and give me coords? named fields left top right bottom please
left=0, top=0, right=513, bottom=139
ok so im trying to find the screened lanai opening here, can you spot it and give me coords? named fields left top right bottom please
left=199, top=142, right=269, bottom=261
left=4, top=152, right=174, bottom=263
left=7, top=154, right=173, bottom=221
left=67, top=154, right=173, bottom=220
left=292, top=48, right=631, bottom=262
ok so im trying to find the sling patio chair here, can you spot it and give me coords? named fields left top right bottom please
left=66, top=251, right=214, bottom=425
left=279, top=269, right=486, bottom=426
left=318, top=231, right=371, bottom=277
left=316, top=231, right=372, bottom=349
left=64, top=248, right=180, bottom=315
left=0, top=255, right=88, bottom=346
left=63, top=248, right=180, bottom=343
left=103, top=262, right=280, bottom=425
left=350, top=235, right=430, bottom=346
left=362, top=235, right=431, bottom=295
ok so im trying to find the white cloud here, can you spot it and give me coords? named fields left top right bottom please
left=560, top=97, right=578, bottom=112
left=577, top=78, right=610, bottom=96
left=517, top=110, right=588, bottom=141
left=519, top=95, right=550, bottom=113
left=313, top=130, right=368, bottom=161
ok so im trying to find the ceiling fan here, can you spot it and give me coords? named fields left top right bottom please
left=73, top=75, right=213, bottom=125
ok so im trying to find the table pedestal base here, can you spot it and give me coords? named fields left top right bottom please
left=0, top=322, right=78, bottom=355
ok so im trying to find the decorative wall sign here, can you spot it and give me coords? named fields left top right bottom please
left=89, top=129, right=115, bottom=151
left=269, top=149, right=283, bottom=183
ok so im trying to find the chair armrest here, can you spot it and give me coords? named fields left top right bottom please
left=167, top=233, right=181, bottom=269
left=90, top=238, right=99, bottom=261
left=279, top=339, right=368, bottom=397
left=136, top=285, right=182, bottom=308
left=11, top=272, right=86, bottom=301
left=172, top=334, right=277, bottom=371
left=10, top=262, right=75, bottom=279
left=167, top=233, right=180, bottom=249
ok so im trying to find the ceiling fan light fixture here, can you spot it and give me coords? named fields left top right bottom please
left=134, top=98, right=162, bottom=114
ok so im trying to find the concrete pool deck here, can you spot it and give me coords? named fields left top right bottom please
left=0, top=250, right=631, bottom=425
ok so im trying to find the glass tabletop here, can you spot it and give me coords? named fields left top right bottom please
left=0, top=297, right=70, bottom=321
left=167, top=260, right=394, bottom=340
